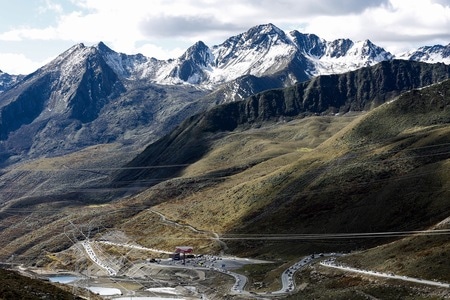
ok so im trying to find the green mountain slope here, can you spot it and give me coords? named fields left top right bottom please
left=0, top=62, right=449, bottom=286
left=115, top=78, right=450, bottom=261
left=112, top=60, right=450, bottom=188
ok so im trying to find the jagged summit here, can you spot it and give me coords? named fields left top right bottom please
left=324, top=38, right=354, bottom=58
left=398, top=43, right=450, bottom=64
left=356, top=39, right=392, bottom=59
left=289, top=31, right=325, bottom=57
left=179, top=41, right=213, bottom=67
left=166, top=41, right=214, bottom=84
left=213, top=23, right=292, bottom=63
left=95, top=41, right=114, bottom=53
left=3, top=23, right=448, bottom=92
left=238, top=23, right=289, bottom=45
left=154, top=23, right=396, bottom=86
left=252, top=23, right=285, bottom=35
left=0, top=69, right=23, bottom=93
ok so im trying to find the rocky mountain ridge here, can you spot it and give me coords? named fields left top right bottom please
left=0, top=43, right=449, bottom=298
left=0, top=43, right=210, bottom=165
left=398, top=43, right=450, bottom=64
left=112, top=59, right=450, bottom=188
left=96, top=23, right=396, bottom=87
left=0, top=23, right=449, bottom=166
left=0, top=70, right=22, bottom=93
left=2, top=23, right=449, bottom=91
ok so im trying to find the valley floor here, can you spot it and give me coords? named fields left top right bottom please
left=11, top=240, right=450, bottom=300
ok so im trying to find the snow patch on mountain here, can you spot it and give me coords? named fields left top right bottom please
left=396, top=44, right=450, bottom=64
left=5, top=23, right=448, bottom=98
left=0, top=70, right=22, bottom=93
left=311, top=39, right=394, bottom=75
left=42, top=23, right=447, bottom=96
left=151, top=24, right=395, bottom=88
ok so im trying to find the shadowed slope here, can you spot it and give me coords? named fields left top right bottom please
left=138, top=78, right=450, bottom=259
left=112, top=60, right=450, bottom=188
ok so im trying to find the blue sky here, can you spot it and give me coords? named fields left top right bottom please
left=1, top=0, right=450, bottom=74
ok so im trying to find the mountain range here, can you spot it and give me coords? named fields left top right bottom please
left=1, top=23, right=450, bottom=166
left=0, top=23, right=449, bottom=298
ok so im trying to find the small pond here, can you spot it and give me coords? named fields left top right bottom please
left=48, top=275, right=80, bottom=284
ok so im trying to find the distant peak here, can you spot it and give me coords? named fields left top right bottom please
left=191, top=41, right=209, bottom=50
left=361, top=39, right=376, bottom=47
left=248, top=23, right=285, bottom=36
left=258, top=23, right=281, bottom=31
left=71, top=43, right=86, bottom=50
left=95, top=41, right=115, bottom=53
left=56, top=43, right=86, bottom=59
left=181, top=41, right=210, bottom=57
left=237, top=23, right=290, bottom=48
left=179, top=40, right=213, bottom=66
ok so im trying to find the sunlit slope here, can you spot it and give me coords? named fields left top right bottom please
left=116, top=114, right=361, bottom=254
left=112, top=60, right=450, bottom=188
left=2, top=64, right=450, bottom=263
left=339, top=217, right=450, bottom=283
left=138, top=79, right=450, bottom=256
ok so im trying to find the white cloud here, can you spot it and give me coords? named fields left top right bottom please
left=303, top=0, right=450, bottom=53
left=1, top=0, right=450, bottom=72
left=9, top=0, right=393, bottom=43
left=38, top=0, right=64, bottom=14
left=135, top=43, right=185, bottom=60
left=0, top=26, right=58, bottom=41
left=0, top=53, right=52, bottom=74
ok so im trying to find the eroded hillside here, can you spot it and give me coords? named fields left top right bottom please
left=0, top=68, right=449, bottom=298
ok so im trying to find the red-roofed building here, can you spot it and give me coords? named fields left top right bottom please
left=174, top=246, right=193, bottom=264
left=175, top=246, right=193, bottom=253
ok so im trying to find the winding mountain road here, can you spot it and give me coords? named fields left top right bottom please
left=150, top=209, right=229, bottom=254
left=80, top=210, right=450, bottom=297
left=320, top=260, right=450, bottom=289
left=81, top=240, right=117, bottom=276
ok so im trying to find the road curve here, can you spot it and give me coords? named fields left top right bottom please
left=150, top=210, right=228, bottom=254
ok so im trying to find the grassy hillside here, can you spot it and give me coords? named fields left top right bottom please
left=3, top=80, right=449, bottom=261
left=0, top=268, right=95, bottom=300
left=340, top=218, right=450, bottom=281
left=0, top=68, right=449, bottom=300
left=126, top=79, right=448, bottom=252
left=111, top=60, right=450, bottom=188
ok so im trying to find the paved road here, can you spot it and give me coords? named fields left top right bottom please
left=272, top=256, right=313, bottom=294
left=82, top=239, right=450, bottom=298
left=320, top=259, right=450, bottom=289
left=270, top=253, right=340, bottom=295
left=81, top=240, right=117, bottom=276
left=98, top=240, right=172, bottom=254
left=91, top=239, right=343, bottom=297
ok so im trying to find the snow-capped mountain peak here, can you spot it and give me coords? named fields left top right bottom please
left=161, top=41, right=215, bottom=84
left=324, top=38, right=354, bottom=58
left=213, top=23, right=293, bottom=64
left=204, top=24, right=297, bottom=83
left=3, top=23, right=448, bottom=97
left=240, top=23, right=289, bottom=46
left=92, top=41, right=155, bottom=79
left=178, top=41, right=214, bottom=68
left=0, top=70, right=23, bottom=93
left=288, top=31, right=325, bottom=57
left=355, top=39, right=393, bottom=60
left=397, top=43, right=450, bottom=64
left=308, top=38, right=394, bottom=76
